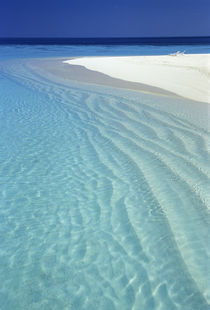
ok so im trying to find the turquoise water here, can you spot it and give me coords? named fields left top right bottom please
left=0, top=46, right=210, bottom=309
left=0, top=43, right=210, bottom=60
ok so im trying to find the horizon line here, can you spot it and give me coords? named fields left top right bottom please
left=1, top=36, right=210, bottom=46
left=1, top=35, right=210, bottom=39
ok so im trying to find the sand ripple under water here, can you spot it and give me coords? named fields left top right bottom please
left=0, top=59, right=209, bottom=310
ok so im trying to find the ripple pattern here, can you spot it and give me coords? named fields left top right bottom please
left=0, top=58, right=209, bottom=310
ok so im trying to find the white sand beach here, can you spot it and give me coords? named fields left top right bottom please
left=64, top=54, right=210, bottom=103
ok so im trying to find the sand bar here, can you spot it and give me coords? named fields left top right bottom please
left=27, top=57, right=178, bottom=98
left=64, top=54, right=210, bottom=103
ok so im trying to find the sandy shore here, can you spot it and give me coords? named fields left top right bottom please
left=64, top=54, right=210, bottom=103
left=28, top=57, right=178, bottom=98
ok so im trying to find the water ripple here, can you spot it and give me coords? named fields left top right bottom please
left=0, top=58, right=209, bottom=309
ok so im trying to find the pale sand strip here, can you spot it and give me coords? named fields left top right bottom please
left=28, top=58, right=179, bottom=98
left=64, top=54, right=210, bottom=103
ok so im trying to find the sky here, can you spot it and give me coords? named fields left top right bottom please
left=0, top=0, right=210, bottom=38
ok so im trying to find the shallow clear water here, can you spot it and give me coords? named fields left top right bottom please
left=0, top=46, right=209, bottom=310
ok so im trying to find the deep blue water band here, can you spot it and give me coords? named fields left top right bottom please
left=1, top=36, right=210, bottom=45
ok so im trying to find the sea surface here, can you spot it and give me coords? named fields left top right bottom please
left=0, top=44, right=209, bottom=310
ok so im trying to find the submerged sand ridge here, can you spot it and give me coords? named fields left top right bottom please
left=64, top=54, right=210, bottom=103
left=1, top=53, right=210, bottom=308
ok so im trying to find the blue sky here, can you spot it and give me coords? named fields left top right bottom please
left=0, top=0, right=210, bottom=37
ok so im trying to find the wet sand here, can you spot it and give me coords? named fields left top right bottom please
left=27, top=57, right=180, bottom=99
